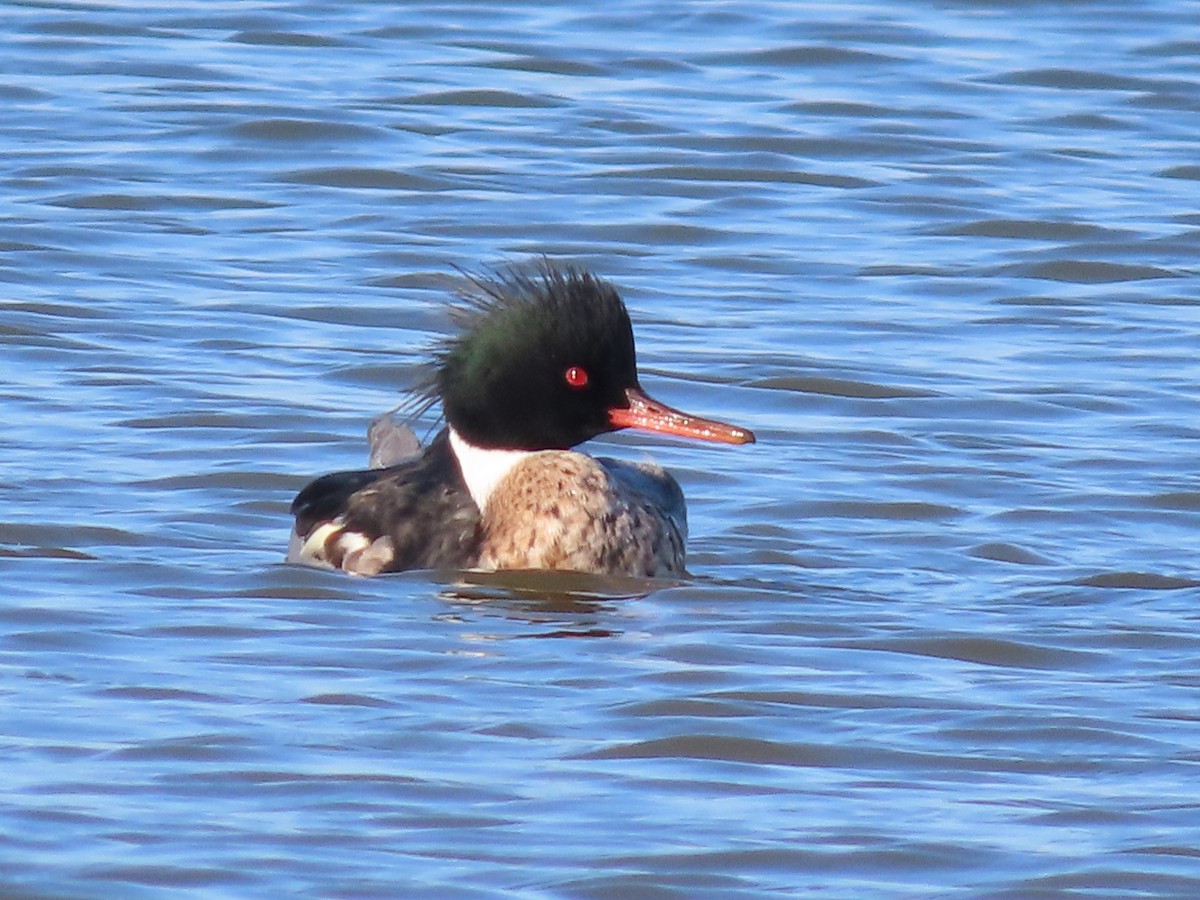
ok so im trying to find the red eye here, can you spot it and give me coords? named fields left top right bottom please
left=564, top=366, right=589, bottom=389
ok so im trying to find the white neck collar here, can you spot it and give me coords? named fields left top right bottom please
left=448, top=427, right=534, bottom=513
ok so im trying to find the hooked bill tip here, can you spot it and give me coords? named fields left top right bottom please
left=609, top=388, right=756, bottom=446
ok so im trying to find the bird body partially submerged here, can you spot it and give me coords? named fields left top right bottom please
left=288, top=262, right=753, bottom=578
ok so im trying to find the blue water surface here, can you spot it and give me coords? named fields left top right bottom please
left=2, top=1, right=1200, bottom=896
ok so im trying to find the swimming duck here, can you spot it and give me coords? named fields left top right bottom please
left=288, top=262, right=754, bottom=577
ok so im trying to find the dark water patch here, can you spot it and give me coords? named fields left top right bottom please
left=1136, top=40, right=1200, bottom=57
left=0, top=239, right=54, bottom=253
left=998, top=869, right=1200, bottom=897
left=117, top=412, right=276, bottom=430
left=684, top=130, right=938, bottom=159
left=360, top=24, right=448, bottom=40
left=28, top=19, right=156, bottom=38
left=2, top=301, right=115, bottom=320
left=603, top=164, right=876, bottom=190
left=226, top=118, right=389, bottom=143
left=581, top=733, right=1124, bottom=777
left=477, top=54, right=610, bottom=78
left=0, top=323, right=81, bottom=346
left=265, top=303, right=434, bottom=328
left=144, top=623, right=286, bottom=640
left=5, top=626, right=120, bottom=653
left=596, top=843, right=995, bottom=879
left=107, top=734, right=257, bottom=763
left=987, top=68, right=1169, bottom=93
left=0, top=605, right=107, bottom=630
left=552, top=870, right=756, bottom=897
left=396, top=89, right=562, bottom=108
left=1146, top=492, right=1200, bottom=511
left=100, top=686, right=226, bottom=703
left=0, top=544, right=96, bottom=560
left=614, top=55, right=699, bottom=76
left=969, top=543, right=1056, bottom=566
left=0, top=522, right=146, bottom=549
left=0, top=83, right=50, bottom=101
left=1073, top=572, right=1200, bottom=590
left=229, top=30, right=348, bottom=48
left=930, top=219, right=1128, bottom=241
left=47, top=194, right=166, bottom=212
left=1127, top=844, right=1200, bottom=862
left=751, top=375, right=934, bottom=399
left=1040, top=113, right=1136, bottom=131
left=130, top=471, right=299, bottom=492
left=81, top=60, right=233, bottom=84
left=625, top=222, right=731, bottom=246
left=1160, top=164, right=1200, bottom=180
left=1027, top=805, right=1147, bottom=827
left=859, top=264, right=960, bottom=277
left=280, top=167, right=456, bottom=191
left=301, top=693, right=393, bottom=708
left=321, top=362, right=415, bottom=391
left=787, top=100, right=968, bottom=120
left=580, top=734, right=849, bottom=767
left=617, top=697, right=752, bottom=719
left=841, top=636, right=1102, bottom=671
left=698, top=45, right=904, bottom=67
left=1128, top=90, right=1200, bottom=113
left=708, top=689, right=969, bottom=712
left=78, top=865, right=252, bottom=890
left=47, top=193, right=277, bottom=212
left=780, top=500, right=966, bottom=522
left=1090, top=627, right=1200, bottom=653
left=939, top=718, right=1168, bottom=753
left=525, top=626, right=617, bottom=639
left=451, top=568, right=673, bottom=602
left=1009, top=260, right=1178, bottom=283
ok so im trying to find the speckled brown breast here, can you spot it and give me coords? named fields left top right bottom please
left=477, top=451, right=686, bottom=577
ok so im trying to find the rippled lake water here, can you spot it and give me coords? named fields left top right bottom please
left=3, top=1, right=1200, bottom=896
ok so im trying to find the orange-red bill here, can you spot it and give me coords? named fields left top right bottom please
left=608, top=386, right=755, bottom=445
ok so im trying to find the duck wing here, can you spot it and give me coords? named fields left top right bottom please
left=367, top=411, right=423, bottom=469
left=597, top=457, right=688, bottom=544
left=289, top=428, right=481, bottom=575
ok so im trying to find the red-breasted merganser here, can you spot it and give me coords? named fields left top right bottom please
left=288, top=262, right=755, bottom=577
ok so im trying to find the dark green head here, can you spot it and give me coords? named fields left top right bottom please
left=435, top=263, right=639, bottom=450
